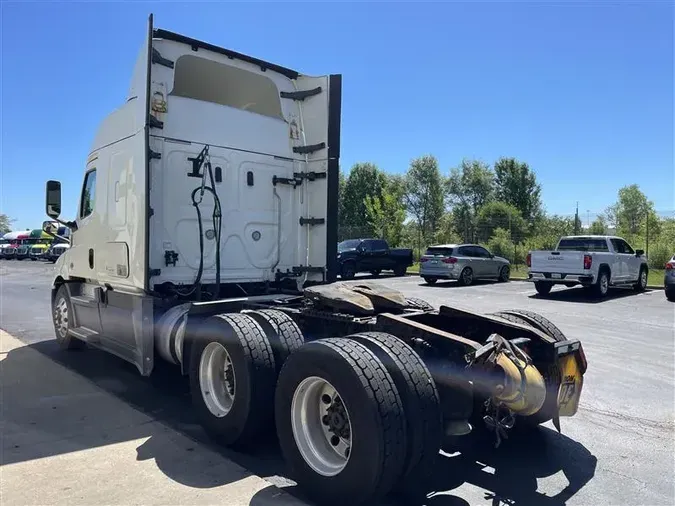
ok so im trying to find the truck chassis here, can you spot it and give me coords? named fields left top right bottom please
left=51, top=280, right=586, bottom=506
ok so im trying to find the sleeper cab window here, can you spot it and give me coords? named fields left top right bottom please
left=170, top=54, right=284, bottom=119
left=80, top=169, right=97, bottom=219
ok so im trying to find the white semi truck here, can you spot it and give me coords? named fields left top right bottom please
left=43, top=15, right=587, bottom=506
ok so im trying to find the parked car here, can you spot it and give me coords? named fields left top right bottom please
left=665, top=255, right=675, bottom=302
left=337, top=239, right=413, bottom=279
left=419, top=244, right=510, bottom=286
left=526, top=235, right=648, bottom=297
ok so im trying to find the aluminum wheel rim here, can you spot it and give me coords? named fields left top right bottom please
left=502, top=266, right=509, bottom=280
left=199, top=342, right=236, bottom=418
left=600, top=274, right=608, bottom=293
left=463, top=269, right=473, bottom=284
left=640, top=270, right=647, bottom=287
left=291, top=376, right=352, bottom=477
left=54, top=297, right=69, bottom=338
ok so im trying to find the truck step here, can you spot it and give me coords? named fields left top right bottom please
left=68, top=326, right=101, bottom=343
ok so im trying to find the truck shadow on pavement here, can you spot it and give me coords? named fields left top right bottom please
left=529, top=286, right=653, bottom=304
left=2, top=339, right=597, bottom=506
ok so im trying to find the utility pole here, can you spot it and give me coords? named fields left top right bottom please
left=574, top=202, right=580, bottom=234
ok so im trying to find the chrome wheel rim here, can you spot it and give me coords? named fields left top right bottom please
left=640, top=270, right=647, bottom=288
left=600, top=274, right=608, bottom=294
left=199, top=342, right=236, bottom=417
left=291, top=376, right=352, bottom=477
left=54, top=297, right=69, bottom=339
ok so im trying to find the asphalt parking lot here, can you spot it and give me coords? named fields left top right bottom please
left=1, top=260, right=674, bottom=506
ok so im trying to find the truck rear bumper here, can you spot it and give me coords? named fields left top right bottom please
left=527, top=272, right=595, bottom=285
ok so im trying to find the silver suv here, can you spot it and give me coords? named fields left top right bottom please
left=419, top=244, right=511, bottom=286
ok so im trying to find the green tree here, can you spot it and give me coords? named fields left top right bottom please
left=493, top=157, right=543, bottom=223
left=475, top=201, right=527, bottom=243
left=341, top=162, right=387, bottom=236
left=446, top=159, right=494, bottom=213
left=403, top=155, right=445, bottom=245
left=365, top=177, right=406, bottom=246
left=604, top=184, right=659, bottom=244
left=0, top=214, right=14, bottom=234
left=589, top=216, right=608, bottom=235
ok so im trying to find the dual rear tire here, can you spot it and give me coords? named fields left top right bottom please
left=190, top=310, right=442, bottom=506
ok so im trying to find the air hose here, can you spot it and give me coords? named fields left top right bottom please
left=173, top=152, right=222, bottom=300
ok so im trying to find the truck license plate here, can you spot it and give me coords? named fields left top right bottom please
left=551, top=273, right=562, bottom=279
left=557, top=354, right=583, bottom=417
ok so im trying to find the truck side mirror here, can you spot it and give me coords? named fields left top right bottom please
left=42, top=221, right=57, bottom=235
left=45, top=180, right=62, bottom=219
left=635, top=249, right=645, bottom=257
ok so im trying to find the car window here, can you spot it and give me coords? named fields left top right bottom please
left=456, top=246, right=471, bottom=257
left=610, top=239, right=625, bottom=253
left=619, top=239, right=634, bottom=254
left=425, top=247, right=454, bottom=256
left=361, top=240, right=373, bottom=252
left=373, top=240, right=388, bottom=251
left=474, top=246, right=491, bottom=258
left=80, top=169, right=97, bottom=219
left=558, top=237, right=609, bottom=252
left=338, top=239, right=361, bottom=252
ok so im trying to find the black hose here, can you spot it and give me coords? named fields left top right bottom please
left=172, top=159, right=222, bottom=299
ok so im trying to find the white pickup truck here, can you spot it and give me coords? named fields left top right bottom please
left=526, top=235, right=649, bottom=297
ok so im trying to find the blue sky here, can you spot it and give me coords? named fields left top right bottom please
left=1, top=0, right=673, bottom=230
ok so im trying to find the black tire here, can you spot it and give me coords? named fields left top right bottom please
left=340, top=262, right=356, bottom=280
left=423, top=277, right=437, bottom=285
left=394, top=266, right=407, bottom=277
left=348, top=332, right=442, bottom=491
left=498, top=265, right=510, bottom=282
left=534, top=281, right=552, bottom=295
left=405, top=297, right=435, bottom=312
left=667, top=290, right=675, bottom=302
left=370, top=269, right=381, bottom=277
left=275, top=338, right=407, bottom=506
left=244, top=309, right=305, bottom=374
left=489, top=309, right=566, bottom=426
left=189, top=313, right=277, bottom=449
left=594, top=269, right=610, bottom=298
left=458, top=267, right=473, bottom=286
left=51, top=284, right=85, bottom=350
left=633, top=267, right=648, bottom=292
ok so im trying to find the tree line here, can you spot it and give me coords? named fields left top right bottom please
left=338, top=155, right=674, bottom=269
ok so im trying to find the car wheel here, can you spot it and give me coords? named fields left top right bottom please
left=423, top=277, right=437, bottom=285
left=633, top=267, right=648, bottom=292
left=594, top=270, right=610, bottom=298
left=275, top=338, right=407, bottom=506
left=340, top=263, right=356, bottom=280
left=394, top=266, right=407, bottom=277
left=498, top=265, right=510, bottom=282
left=666, top=289, right=675, bottom=302
left=458, top=267, right=473, bottom=286
left=534, top=282, right=552, bottom=295
left=52, top=284, right=85, bottom=350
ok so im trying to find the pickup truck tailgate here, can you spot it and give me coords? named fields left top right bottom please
left=530, top=251, right=585, bottom=273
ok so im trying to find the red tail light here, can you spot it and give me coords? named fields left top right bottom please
left=583, top=254, right=592, bottom=270
left=666, top=262, right=675, bottom=270
left=442, top=257, right=458, bottom=264
left=526, top=253, right=531, bottom=267
left=420, top=257, right=429, bottom=263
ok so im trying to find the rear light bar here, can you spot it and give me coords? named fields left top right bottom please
left=526, top=253, right=531, bottom=267
left=583, top=254, right=592, bottom=270
left=442, top=257, right=458, bottom=264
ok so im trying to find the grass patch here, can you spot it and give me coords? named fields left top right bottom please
left=408, top=263, right=664, bottom=287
